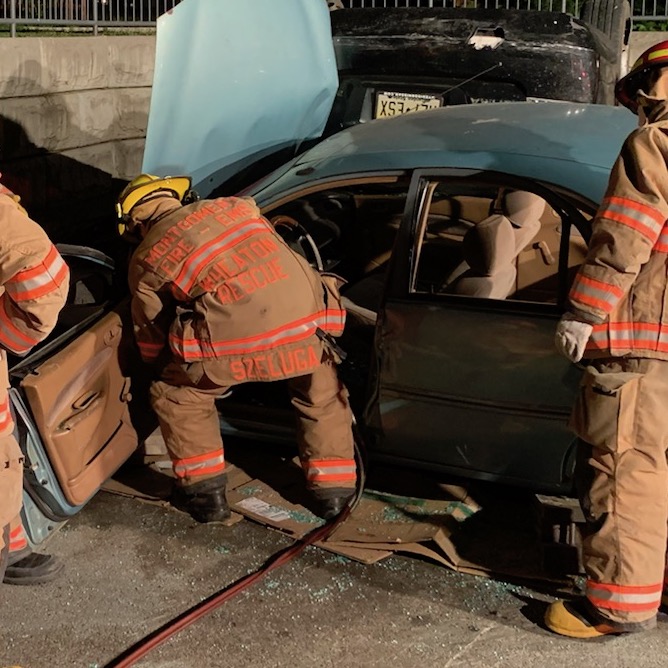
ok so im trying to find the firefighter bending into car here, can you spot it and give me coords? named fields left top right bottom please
left=116, top=175, right=357, bottom=523
left=0, top=178, right=69, bottom=585
left=548, top=40, right=668, bottom=637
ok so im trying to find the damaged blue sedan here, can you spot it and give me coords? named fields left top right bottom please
left=12, top=0, right=637, bottom=547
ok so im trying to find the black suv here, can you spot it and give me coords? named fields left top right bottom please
left=325, top=2, right=632, bottom=132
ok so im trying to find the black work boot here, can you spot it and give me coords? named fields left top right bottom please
left=170, top=474, right=231, bottom=524
left=311, top=487, right=356, bottom=520
left=3, top=548, right=64, bottom=586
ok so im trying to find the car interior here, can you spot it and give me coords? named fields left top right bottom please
left=413, top=183, right=589, bottom=305
left=266, top=178, right=589, bottom=320
left=266, top=179, right=410, bottom=320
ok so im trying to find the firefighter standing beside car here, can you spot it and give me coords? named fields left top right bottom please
left=116, top=175, right=357, bottom=523
left=549, top=40, right=668, bottom=637
left=0, top=178, right=69, bottom=585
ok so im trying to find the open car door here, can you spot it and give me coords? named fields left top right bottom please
left=8, top=246, right=137, bottom=540
left=368, top=170, right=587, bottom=494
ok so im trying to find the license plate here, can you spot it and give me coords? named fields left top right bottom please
left=375, top=91, right=442, bottom=119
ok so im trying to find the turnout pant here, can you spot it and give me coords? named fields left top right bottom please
left=150, top=355, right=356, bottom=493
left=0, top=433, right=25, bottom=580
left=571, top=357, right=668, bottom=624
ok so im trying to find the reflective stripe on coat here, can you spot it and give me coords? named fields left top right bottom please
left=129, top=197, right=346, bottom=384
left=568, top=103, right=668, bottom=360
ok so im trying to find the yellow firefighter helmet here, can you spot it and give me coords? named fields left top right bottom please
left=116, top=173, right=192, bottom=238
left=616, top=39, right=668, bottom=113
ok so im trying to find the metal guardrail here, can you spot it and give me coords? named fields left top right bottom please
left=0, top=0, right=666, bottom=38
left=333, top=0, right=666, bottom=22
left=0, top=0, right=184, bottom=36
left=333, top=0, right=581, bottom=9
left=634, top=0, right=668, bottom=20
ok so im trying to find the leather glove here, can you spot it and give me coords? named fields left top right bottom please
left=555, top=314, right=593, bottom=363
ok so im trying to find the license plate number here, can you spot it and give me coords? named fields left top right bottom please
left=375, top=91, right=442, bottom=119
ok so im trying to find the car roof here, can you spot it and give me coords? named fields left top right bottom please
left=249, top=101, right=638, bottom=206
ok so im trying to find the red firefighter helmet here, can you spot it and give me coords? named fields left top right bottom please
left=616, top=40, right=668, bottom=113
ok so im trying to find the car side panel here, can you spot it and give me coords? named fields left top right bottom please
left=20, top=308, right=137, bottom=507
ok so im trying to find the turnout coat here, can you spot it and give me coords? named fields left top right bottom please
left=569, top=102, right=668, bottom=359
left=129, top=197, right=346, bottom=385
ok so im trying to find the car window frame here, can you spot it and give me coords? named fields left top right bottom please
left=385, top=168, right=596, bottom=314
left=258, top=172, right=410, bottom=215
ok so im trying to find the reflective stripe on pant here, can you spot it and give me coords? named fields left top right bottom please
left=8, top=517, right=27, bottom=553
left=570, top=358, right=668, bottom=623
left=287, top=357, right=355, bottom=491
left=150, top=356, right=356, bottom=492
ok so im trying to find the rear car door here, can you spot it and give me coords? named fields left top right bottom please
left=368, top=169, right=590, bottom=494
left=8, top=246, right=137, bottom=526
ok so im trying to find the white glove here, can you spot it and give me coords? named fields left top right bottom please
left=555, top=315, right=593, bottom=363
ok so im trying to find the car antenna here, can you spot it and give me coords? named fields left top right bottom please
left=440, top=62, right=502, bottom=96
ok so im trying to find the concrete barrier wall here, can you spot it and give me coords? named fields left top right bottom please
left=628, top=32, right=668, bottom=65
left=0, top=32, right=665, bottom=243
left=0, top=36, right=154, bottom=243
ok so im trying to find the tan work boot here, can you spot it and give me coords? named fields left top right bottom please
left=545, top=597, right=656, bottom=638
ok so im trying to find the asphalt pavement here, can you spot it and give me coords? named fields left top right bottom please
left=1, top=443, right=667, bottom=668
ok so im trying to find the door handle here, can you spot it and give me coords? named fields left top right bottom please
left=72, top=391, right=100, bottom=411
left=58, top=392, right=103, bottom=431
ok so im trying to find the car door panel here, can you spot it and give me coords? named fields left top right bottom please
left=369, top=170, right=588, bottom=493
left=374, top=301, right=579, bottom=492
left=20, top=308, right=137, bottom=507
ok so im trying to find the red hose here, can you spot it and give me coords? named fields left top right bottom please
left=105, top=425, right=367, bottom=668
left=104, top=504, right=353, bottom=668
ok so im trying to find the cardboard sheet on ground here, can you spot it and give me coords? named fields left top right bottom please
left=226, top=461, right=572, bottom=585
left=227, top=475, right=476, bottom=567
left=104, top=431, right=576, bottom=584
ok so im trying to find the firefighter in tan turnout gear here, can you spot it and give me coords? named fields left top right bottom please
left=0, top=178, right=69, bottom=585
left=547, top=40, right=668, bottom=637
left=117, top=174, right=357, bottom=523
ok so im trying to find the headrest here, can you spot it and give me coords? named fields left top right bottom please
left=462, top=214, right=516, bottom=276
left=502, top=191, right=546, bottom=229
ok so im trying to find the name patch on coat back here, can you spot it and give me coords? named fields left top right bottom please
left=229, top=345, right=320, bottom=381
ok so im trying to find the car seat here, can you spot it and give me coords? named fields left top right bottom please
left=446, top=213, right=517, bottom=299
left=440, top=189, right=545, bottom=294
left=502, top=190, right=544, bottom=255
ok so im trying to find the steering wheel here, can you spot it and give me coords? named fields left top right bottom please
left=271, top=215, right=324, bottom=271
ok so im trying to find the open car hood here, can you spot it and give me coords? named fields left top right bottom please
left=142, top=0, right=338, bottom=195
